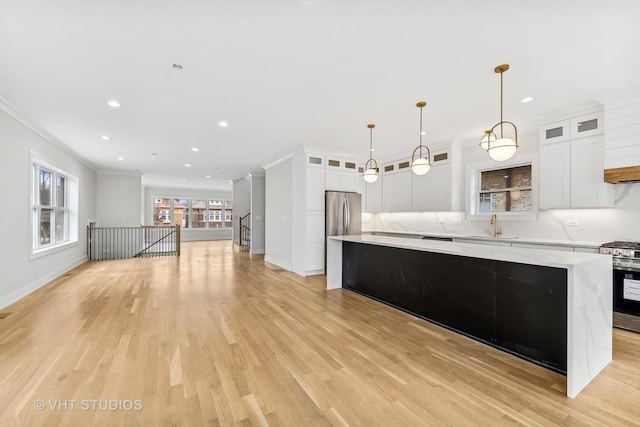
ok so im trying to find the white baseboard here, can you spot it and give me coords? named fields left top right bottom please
left=250, top=248, right=265, bottom=255
left=264, top=256, right=292, bottom=271
left=0, top=256, right=87, bottom=310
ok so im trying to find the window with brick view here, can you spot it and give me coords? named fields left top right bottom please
left=479, top=165, right=532, bottom=213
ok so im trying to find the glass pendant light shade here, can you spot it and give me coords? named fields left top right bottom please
left=411, top=153, right=431, bottom=175
left=411, top=101, right=431, bottom=176
left=363, top=166, right=379, bottom=183
left=481, top=64, right=518, bottom=161
left=488, top=137, right=517, bottom=161
left=363, top=124, right=379, bottom=183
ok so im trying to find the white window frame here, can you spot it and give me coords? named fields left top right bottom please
left=31, top=152, right=79, bottom=258
left=466, top=153, right=538, bottom=221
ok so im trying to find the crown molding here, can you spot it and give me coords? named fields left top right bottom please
left=0, top=95, right=98, bottom=172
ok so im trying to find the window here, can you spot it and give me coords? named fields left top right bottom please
left=224, top=201, right=233, bottom=228
left=478, top=165, right=532, bottom=213
left=32, top=156, right=78, bottom=254
left=467, top=155, right=537, bottom=219
left=191, top=200, right=207, bottom=228
left=153, top=199, right=171, bottom=224
left=152, top=197, right=232, bottom=229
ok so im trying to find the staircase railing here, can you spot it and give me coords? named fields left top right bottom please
left=238, top=213, right=251, bottom=252
left=87, top=225, right=181, bottom=261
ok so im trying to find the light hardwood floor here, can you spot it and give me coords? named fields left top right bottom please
left=1, top=241, right=639, bottom=426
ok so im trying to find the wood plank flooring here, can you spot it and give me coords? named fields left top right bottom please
left=1, top=240, right=639, bottom=426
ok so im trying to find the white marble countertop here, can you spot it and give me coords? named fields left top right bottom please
left=330, top=234, right=611, bottom=269
left=362, top=229, right=603, bottom=249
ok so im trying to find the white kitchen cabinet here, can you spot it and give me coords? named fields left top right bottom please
left=382, top=159, right=412, bottom=212
left=539, top=112, right=613, bottom=209
left=540, top=119, right=571, bottom=145
left=305, top=154, right=325, bottom=211
left=364, top=172, right=382, bottom=213
left=570, top=135, right=613, bottom=208
left=355, top=165, right=366, bottom=199
left=412, top=147, right=454, bottom=211
left=570, top=111, right=604, bottom=140
left=305, top=211, right=325, bottom=272
left=539, top=141, right=571, bottom=209
left=266, top=148, right=362, bottom=278
left=325, top=157, right=358, bottom=192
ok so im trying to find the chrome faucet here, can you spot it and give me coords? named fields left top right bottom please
left=490, top=213, right=502, bottom=238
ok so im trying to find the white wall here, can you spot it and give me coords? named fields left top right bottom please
left=265, top=157, right=293, bottom=270
left=143, top=186, right=233, bottom=241
left=0, top=107, right=96, bottom=309
left=97, top=172, right=142, bottom=226
left=250, top=175, right=266, bottom=254
left=233, top=177, right=251, bottom=245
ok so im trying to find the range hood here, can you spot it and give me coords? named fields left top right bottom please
left=604, top=166, right=640, bottom=184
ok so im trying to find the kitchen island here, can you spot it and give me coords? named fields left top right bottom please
left=326, top=235, right=612, bottom=398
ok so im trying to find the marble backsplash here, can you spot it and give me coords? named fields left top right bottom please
left=362, top=182, right=640, bottom=244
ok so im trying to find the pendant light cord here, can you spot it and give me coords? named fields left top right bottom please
left=419, top=105, right=423, bottom=157
left=500, top=70, right=504, bottom=138
left=369, top=127, right=373, bottom=161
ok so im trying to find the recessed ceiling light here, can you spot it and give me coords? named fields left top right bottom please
left=107, top=100, right=121, bottom=108
left=184, top=163, right=191, bottom=167
left=521, top=97, right=534, bottom=103
left=205, top=175, right=211, bottom=178
left=181, top=178, right=188, bottom=182
left=172, top=64, right=184, bottom=71
left=228, top=180, right=233, bottom=183
left=101, top=135, right=110, bottom=140
left=420, top=131, right=427, bottom=135
left=218, top=121, right=229, bottom=127
left=191, top=147, right=200, bottom=152
left=117, top=156, right=124, bottom=161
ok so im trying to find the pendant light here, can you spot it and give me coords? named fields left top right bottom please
left=411, top=101, right=431, bottom=175
left=363, top=124, right=379, bottom=183
left=481, top=64, right=518, bottom=161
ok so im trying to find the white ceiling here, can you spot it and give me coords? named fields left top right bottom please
left=2, top=0, right=640, bottom=191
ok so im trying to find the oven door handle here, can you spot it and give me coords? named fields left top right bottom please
left=614, top=263, right=640, bottom=273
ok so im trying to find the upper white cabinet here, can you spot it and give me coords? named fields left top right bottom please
left=382, top=159, right=412, bottom=212
left=325, top=157, right=358, bottom=192
left=571, top=111, right=604, bottom=139
left=363, top=167, right=382, bottom=213
left=570, top=136, right=613, bottom=208
left=539, top=141, right=571, bottom=209
left=540, top=119, right=571, bottom=145
left=305, top=153, right=325, bottom=211
left=412, top=146, right=455, bottom=211
left=539, top=111, right=613, bottom=209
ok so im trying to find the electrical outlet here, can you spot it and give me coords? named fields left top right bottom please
left=566, top=219, right=579, bottom=226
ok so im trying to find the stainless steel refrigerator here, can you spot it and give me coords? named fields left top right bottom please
left=325, top=191, right=362, bottom=271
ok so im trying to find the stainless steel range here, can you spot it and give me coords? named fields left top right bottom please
left=600, top=241, right=640, bottom=333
